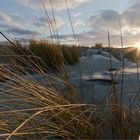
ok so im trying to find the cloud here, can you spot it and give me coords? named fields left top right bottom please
left=73, top=20, right=85, bottom=27
left=0, top=23, right=41, bottom=37
left=82, top=1, right=140, bottom=47
left=0, top=13, right=24, bottom=29
left=89, top=10, right=121, bottom=31
left=73, top=12, right=83, bottom=17
left=18, top=0, right=140, bottom=46
left=6, top=27, right=41, bottom=36
left=34, top=16, right=64, bottom=29
left=2, top=0, right=140, bottom=47
left=19, top=0, right=90, bottom=11
left=121, top=1, right=140, bottom=29
left=48, top=32, right=99, bottom=46
left=11, top=13, right=24, bottom=21
left=0, top=23, right=13, bottom=29
left=0, top=14, right=12, bottom=24
left=0, top=13, right=40, bottom=37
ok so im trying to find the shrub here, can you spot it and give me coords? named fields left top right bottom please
left=61, top=45, right=80, bottom=65
left=28, top=40, right=64, bottom=72
left=12, top=40, right=81, bottom=72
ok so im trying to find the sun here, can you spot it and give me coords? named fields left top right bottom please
left=135, top=42, right=140, bottom=58
left=135, top=42, right=140, bottom=49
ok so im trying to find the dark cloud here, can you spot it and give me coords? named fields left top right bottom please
left=6, top=28, right=41, bottom=36
left=80, top=0, right=140, bottom=46
left=45, top=0, right=140, bottom=46
left=100, top=10, right=119, bottom=21
left=33, top=16, right=64, bottom=29
left=122, top=1, right=140, bottom=28
left=89, top=1, right=140, bottom=31
left=0, top=13, right=41, bottom=37
left=0, top=23, right=12, bottom=29
left=1, top=0, right=140, bottom=47
left=48, top=33, right=95, bottom=41
left=89, top=9, right=121, bottom=31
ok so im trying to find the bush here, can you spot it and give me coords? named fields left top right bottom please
left=28, top=40, right=64, bottom=72
left=12, top=40, right=81, bottom=72
left=61, top=45, right=80, bottom=65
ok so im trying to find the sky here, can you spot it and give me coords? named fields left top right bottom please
left=0, top=0, right=140, bottom=47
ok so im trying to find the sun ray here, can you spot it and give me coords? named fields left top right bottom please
left=135, top=42, right=140, bottom=59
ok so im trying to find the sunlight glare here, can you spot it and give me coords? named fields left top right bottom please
left=135, top=42, right=140, bottom=58
left=136, top=42, right=140, bottom=49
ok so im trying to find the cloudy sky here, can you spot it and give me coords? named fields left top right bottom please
left=0, top=0, right=140, bottom=47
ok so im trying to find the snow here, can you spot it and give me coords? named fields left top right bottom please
left=67, top=52, right=139, bottom=106
left=74, top=54, right=121, bottom=74
left=0, top=51, right=139, bottom=107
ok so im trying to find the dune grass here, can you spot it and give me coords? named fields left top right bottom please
left=11, top=40, right=80, bottom=73
left=0, top=40, right=139, bottom=139
left=0, top=0, right=139, bottom=137
left=61, top=45, right=80, bottom=65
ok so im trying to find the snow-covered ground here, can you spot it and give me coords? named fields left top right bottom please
left=67, top=54, right=140, bottom=107
left=0, top=51, right=140, bottom=108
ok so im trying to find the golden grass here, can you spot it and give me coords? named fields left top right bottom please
left=0, top=40, right=139, bottom=139
left=11, top=40, right=80, bottom=73
left=0, top=64, right=97, bottom=139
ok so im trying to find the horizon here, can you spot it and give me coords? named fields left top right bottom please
left=0, top=0, right=140, bottom=47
